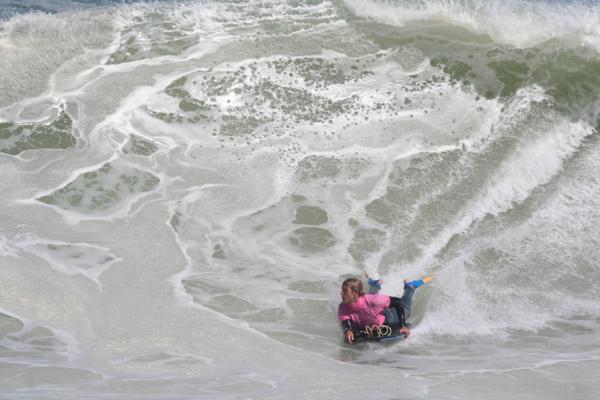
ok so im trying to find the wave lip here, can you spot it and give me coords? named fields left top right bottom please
left=344, top=0, right=600, bottom=49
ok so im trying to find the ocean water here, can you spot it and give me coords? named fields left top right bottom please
left=1, top=0, right=599, bottom=398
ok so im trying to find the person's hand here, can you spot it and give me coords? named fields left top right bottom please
left=399, top=326, right=411, bottom=338
left=344, top=330, right=355, bottom=344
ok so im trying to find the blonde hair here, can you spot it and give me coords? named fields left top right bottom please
left=342, top=277, right=364, bottom=296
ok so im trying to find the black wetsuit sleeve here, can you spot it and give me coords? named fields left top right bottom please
left=389, top=296, right=407, bottom=327
left=340, top=319, right=352, bottom=332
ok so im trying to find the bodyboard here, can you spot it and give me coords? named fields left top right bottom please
left=354, top=330, right=406, bottom=343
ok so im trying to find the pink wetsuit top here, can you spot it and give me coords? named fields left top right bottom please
left=337, top=294, right=391, bottom=328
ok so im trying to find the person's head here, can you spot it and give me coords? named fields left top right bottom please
left=340, top=277, right=364, bottom=304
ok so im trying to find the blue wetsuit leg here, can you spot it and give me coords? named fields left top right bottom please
left=367, top=278, right=382, bottom=294
left=401, top=281, right=418, bottom=321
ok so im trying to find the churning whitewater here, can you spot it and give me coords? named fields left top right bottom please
left=1, top=0, right=599, bottom=399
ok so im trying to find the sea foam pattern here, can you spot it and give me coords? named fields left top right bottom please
left=1, top=1, right=599, bottom=399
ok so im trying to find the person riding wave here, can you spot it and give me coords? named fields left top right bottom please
left=337, top=274, right=432, bottom=344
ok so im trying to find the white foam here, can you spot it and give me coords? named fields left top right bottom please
left=0, top=234, right=21, bottom=258
left=343, top=0, right=600, bottom=50
left=0, top=8, right=115, bottom=108
left=2, top=1, right=599, bottom=396
left=18, top=155, right=170, bottom=225
left=403, top=87, right=592, bottom=271
left=12, top=234, right=121, bottom=287
left=0, top=306, right=81, bottom=364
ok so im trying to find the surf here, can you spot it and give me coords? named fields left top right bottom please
left=1, top=1, right=600, bottom=399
